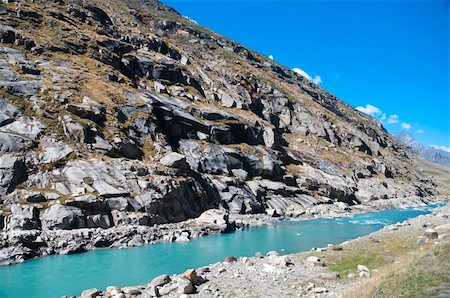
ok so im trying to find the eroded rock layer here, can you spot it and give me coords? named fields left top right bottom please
left=0, top=0, right=436, bottom=264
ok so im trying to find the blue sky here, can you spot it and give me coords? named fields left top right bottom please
left=163, top=0, right=449, bottom=149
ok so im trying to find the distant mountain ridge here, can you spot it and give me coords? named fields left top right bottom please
left=395, top=131, right=450, bottom=167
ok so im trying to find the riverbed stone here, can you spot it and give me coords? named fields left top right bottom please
left=357, top=264, right=369, bottom=272
left=424, top=228, right=438, bottom=239
left=149, top=274, right=171, bottom=287
left=158, top=283, right=178, bottom=295
left=174, top=277, right=194, bottom=294
left=183, top=269, right=198, bottom=284
left=80, top=288, right=101, bottom=298
left=266, top=250, right=278, bottom=257
left=305, top=256, right=324, bottom=267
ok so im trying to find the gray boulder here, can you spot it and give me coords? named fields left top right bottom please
left=0, top=80, right=43, bottom=98
left=86, top=214, right=112, bottom=229
left=0, top=97, right=20, bottom=126
left=41, top=204, right=86, bottom=230
left=5, top=204, right=40, bottom=230
left=106, top=197, right=129, bottom=211
left=37, top=138, right=73, bottom=164
left=1, top=116, right=45, bottom=141
left=80, top=288, right=101, bottom=298
left=149, top=274, right=171, bottom=287
left=195, top=209, right=234, bottom=232
left=0, top=132, right=33, bottom=152
left=160, top=152, right=189, bottom=169
left=0, top=155, right=27, bottom=200
left=66, top=97, right=106, bottom=125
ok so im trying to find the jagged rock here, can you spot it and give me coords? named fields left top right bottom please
left=160, top=152, right=189, bottom=169
left=154, top=81, right=166, bottom=93
left=85, top=4, right=112, bottom=26
left=25, top=193, right=47, bottom=203
left=0, top=97, right=20, bottom=126
left=180, top=141, right=264, bottom=177
left=0, top=81, right=42, bottom=98
left=0, top=132, right=33, bottom=152
left=0, top=155, right=27, bottom=200
left=41, top=204, right=86, bottom=230
left=4, top=204, right=40, bottom=230
left=183, top=269, right=198, bottom=284
left=154, top=19, right=177, bottom=31
left=219, top=90, right=237, bottom=108
left=174, top=277, right=194, bottom=294
left=119, top=142, right=143, bottom=160
left=17, top=9, right=42, bottom=22
left=263, top=127, right=278, bottom=148
left=1, top=116, right=45, bottom=141
left=37, top=138, right=73, bottom=164
left=106, top=197, right=129, bottom=211
left=67, top=100, right=106, bottom=125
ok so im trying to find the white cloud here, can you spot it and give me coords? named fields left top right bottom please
left=293, top=67, right=323, bottom=85
left=312, top=75, right=322, bottom=84
left=401, top=123, right=411, bottom=130
left=380, top=113, right=387, bottom=121
left=356, top=104, right=382, bottom=117
left=430, top=145, right=450, bottom=153
left=416, top=129, right=425, bottom=134
left=268, top=55, right=274, bottom=60
left=293, top=68, right=310, bottom=79
left=387, top=114, right=399, bottom=124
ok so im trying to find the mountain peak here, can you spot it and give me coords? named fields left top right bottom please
left=395, top=131, right=450, bottom=167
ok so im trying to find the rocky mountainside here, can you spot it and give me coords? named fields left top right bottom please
left=0, top=0, right=437, bottom=263
left=395, top=131, right=450, bottom=167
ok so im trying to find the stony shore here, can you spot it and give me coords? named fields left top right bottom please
left=71, top=198, right=449, bottom=298
left=1, top=195, right=443, bottom=267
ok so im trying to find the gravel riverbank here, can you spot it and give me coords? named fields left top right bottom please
left=74, top=198, right=449, bottom=298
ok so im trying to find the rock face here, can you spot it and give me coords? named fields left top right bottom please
left=0, top=0, right=438, bottom=264
left=41, top=204, right=85, bottom=230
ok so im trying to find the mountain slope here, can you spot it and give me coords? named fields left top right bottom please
left=395, top=131, right=450, bottom=167
left=0, top=0, right=437, bottom=263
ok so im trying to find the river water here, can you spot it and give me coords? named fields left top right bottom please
left=0, top=204, right=442, bottom=297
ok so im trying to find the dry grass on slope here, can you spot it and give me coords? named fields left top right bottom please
left=416, top=158, right=450, bottom=195
left=334, top=220, right=450, bottom=298
left=342, top=243, right=450, bottom=298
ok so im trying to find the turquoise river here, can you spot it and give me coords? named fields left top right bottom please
left=0, top=204, right=443, bottom=297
